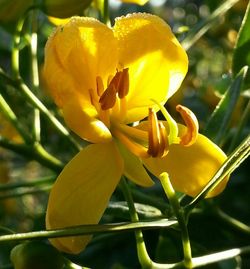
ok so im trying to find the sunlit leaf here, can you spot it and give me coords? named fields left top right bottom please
left=204, top=66, right=248, bottom=144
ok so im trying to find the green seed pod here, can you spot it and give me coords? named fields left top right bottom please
left=10, top=241, right=65, bottom=269
left=43, top=0, right=92, bottom=18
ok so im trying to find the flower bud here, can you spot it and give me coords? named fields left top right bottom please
left=10, top=241, right=65, bottom=269
left=43, top=0, right=92, bottom=18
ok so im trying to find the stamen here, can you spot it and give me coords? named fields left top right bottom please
left=118, top=68, right=129, bottom=98
left=109, top=70, right=122, bottom=90
left=176, top=104, right=199, bottom=146
left=157, top=122, right=169, bottom=157
left=112, top=128, right=150, bottom=158
left=147, top=108, right=161, bottom=157
left=89, top=89, right=100, bottom=111
left=99, top=83, right=117, bottom=110
left=96, top=76, right=104, bottom=97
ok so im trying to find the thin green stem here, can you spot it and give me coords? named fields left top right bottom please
left=11, top=15, right=26, bottom=78
left=228, top=99, right=250, bottom=153
left=159, top=173, right=192, bottom=269
left=0, top=219, right=179, bottom=243
left=0, top=94, right=31, bottom=143
left=191, top=246, right=250, bottom=268
left=18, top=78, right=81, bottom=151
left=0, top=175, right=55, bottom=191
left=120, top=178, right=153, bottom=269
left=215, top=208, right=250, bottom=235
left=30, top=10, right=41, bottom=142
left=0, top=186, right=51, bottom=200
left=0, top=137, right=63, bottom=172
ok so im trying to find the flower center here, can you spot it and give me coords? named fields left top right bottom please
left=89, top=68, right=198, bottom=159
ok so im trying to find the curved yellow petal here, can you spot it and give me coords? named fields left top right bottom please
left=116, top=141, right=154, bottom=187
left=62, top=96, right=112, bottom=143
left=113, top=13, right=188, bottom=123
left=46, top=142, right=123, bottom=254
left=142, top=125, right=229, bottom=198
left=121, top=0, right=149, bottom=5
left=44, top=16, right=118, bottom=107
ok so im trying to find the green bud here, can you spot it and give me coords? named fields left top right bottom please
left=43, top=0, right=92, bottom=18
left=10, top=241, right=65, bottom=269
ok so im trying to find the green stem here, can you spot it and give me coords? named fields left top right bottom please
left=0, top=219, right=179, bottom=243
left=120, top=178, right=153, bottom=269
left=18, top=78, right=81, bottom=151
left=159, top=173, right=192, bottom=268
left=228, top=99, right=250, bottom=153
left=103, top=0, right=110, bottom=25
left=0, top=137, right=63, bottom=172
left=0, top=186, right=51, bottom=200
left=0, top=175, right=55, bottom=191
left=96, top=0, right=110, bottom=24
left=191, top=246, right=250, bottom=268
left=11, top=15, right=26, bottom=78
left=0, top=94, right=31, bottom=143
left=215, top=208, right=250, bottom=235
left=30, top=10, right=41, bottom=142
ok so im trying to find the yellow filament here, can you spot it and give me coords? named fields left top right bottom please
left=176, top=104, right=199, bottom=146
left=89, top=89, right=100, bottom=111
left=114, top=123, right=148, bottom=142
left=113, top=128, right=150, bottom=158
left=96, top=76, right=104, bottom=97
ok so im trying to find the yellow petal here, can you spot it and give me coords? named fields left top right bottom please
left=116, top=141, right=154, bottom=187
left=44, top=16, right=118, bottom=107
left=46, top=142, right=123, bottom=254
left=62, top=96, right=112, bottom=143
left=121, top=0, right=149, bottom=5
left=142, top=125, right=229, bottom=198
left=113, top=13, right=188, bottom=123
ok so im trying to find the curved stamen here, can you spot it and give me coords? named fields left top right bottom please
left=176, top=104, right=199, bottom=146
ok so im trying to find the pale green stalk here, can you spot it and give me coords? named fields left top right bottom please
left=159, top=173, right=192, bottom=269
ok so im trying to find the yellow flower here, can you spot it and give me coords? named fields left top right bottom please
left=43, top=13, right=229, bottom=254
